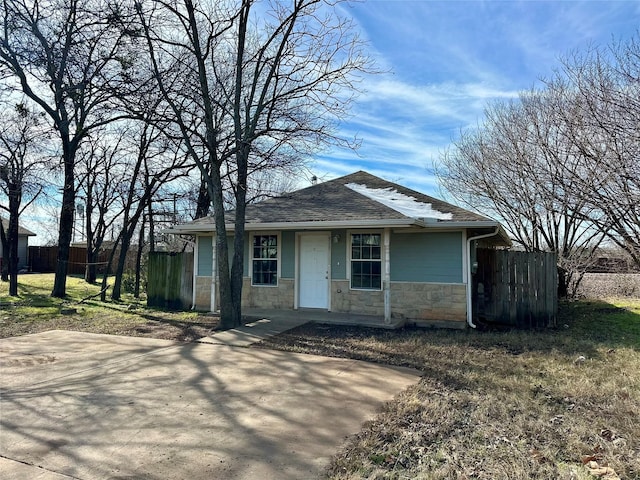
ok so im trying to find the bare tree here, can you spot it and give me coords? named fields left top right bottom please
left=105, top=116, right=192, bottom=301
left=221, top=167, right=301, bottom=208
left=547, top=40, right=640, bottom=267
left=0, top=0, right=141, bottom=297
left=76, top=130, right=128, bottom=284
left=439, top=92, right=605, bottom=297
left=137, top=0, right=371, bottom=328
left=0, top=101, right=46, bottom=294
left=439, top=34, right=640, bottom=295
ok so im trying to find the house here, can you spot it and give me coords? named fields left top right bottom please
left=0, top=217, right=37, bottom=271
left=168, top=171, right=511, bottom=328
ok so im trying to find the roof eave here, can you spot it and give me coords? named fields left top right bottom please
left=163, top=218, right=420, bottom=234
left=164, top=218, right=512, bottom=246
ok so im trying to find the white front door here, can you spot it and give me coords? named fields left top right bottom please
left=299, top=234, right=330, bottom=309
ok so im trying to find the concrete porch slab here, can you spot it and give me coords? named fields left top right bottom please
left=243, top=308, right=406, bottom=329
left=197, top=314, right=310, bottom=347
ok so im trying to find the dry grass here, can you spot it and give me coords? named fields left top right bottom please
left=0, top=273, right=218, bottom=341
left=256, top=300, right=640, bottom=480
left=578, top=273, right=640, bottom=300
left=3, top=274, right=639, bottom=479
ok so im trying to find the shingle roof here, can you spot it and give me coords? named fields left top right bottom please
left=189, top=170, right=493, bottom=225
left=0, top=217, right=37, bottom=236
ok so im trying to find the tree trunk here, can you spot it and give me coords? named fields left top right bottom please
left=134, top=216, right=145, bottom=298
left=230, top=147, right=249, bottom=328
left=211, top=169, right=239, bottom=330
left=112, top=227, right=132, bottom=301
left=52, top=144, right=76, bottom=298
left=84, top=188, right=97, bottom=283
left=557, top=266, right=568, bottom=299
left=147, top=203, right=155, bottom=252
left=7, top=191, right=20, bottom=296
left=195, top=172, right=211, bottom=219
left=0, top=221, right=8, bottom=282
left=85, top=248, right=98, bottom=284
left=112, top=207, right=146, bottom=301
left=0, top=166, right=24, bottom=296
left=99, top=233, right=122, bottom=302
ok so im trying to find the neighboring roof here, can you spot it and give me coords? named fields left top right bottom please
left=0, top=217, right=37, bottom=236
left=168, top=171, right=510, bottom=244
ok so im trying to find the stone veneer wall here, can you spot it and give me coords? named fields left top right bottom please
left=330, top=280, right=466, bottom=323
left=331, top=280, right=384, bottom=316
left=194, top=276, right=212, bottom=311
left=241, top=278, right=295, bottom=309
left=195, top=276, right=466, bottom=325
left=390, top=282, right=466, bottom=323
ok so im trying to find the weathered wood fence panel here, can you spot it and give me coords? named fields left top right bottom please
left=147, top=252, right=193, bottom=310
left=473, top=249, right=558, bottom=328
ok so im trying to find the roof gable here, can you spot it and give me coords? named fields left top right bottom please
left=0, top=217, right=37, bottom=236
left=242, top=170, right=493, bottom=224
left=187, top=170, right=494, bottom=227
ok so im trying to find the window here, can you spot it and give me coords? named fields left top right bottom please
left=252, top=234, right=278, bottom=286
left=350, top=233, right=381, bottom=289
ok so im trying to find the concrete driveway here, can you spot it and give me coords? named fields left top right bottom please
left=0, top=330, right=419, bottom=479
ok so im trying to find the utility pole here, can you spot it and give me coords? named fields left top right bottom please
left=173, top=193, right=177, bottom=223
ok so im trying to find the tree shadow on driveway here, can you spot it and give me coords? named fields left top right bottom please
left=0, top=331, right=419, bottom=480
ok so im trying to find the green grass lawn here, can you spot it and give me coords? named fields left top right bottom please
left=0, top=273, right=218, bottom=340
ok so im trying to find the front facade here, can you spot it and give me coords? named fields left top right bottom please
left=170, top=171, right=510, bottom=328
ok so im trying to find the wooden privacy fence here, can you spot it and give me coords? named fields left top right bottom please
left=473, top=249, right=558, bottom=328
left=147, top=252, right=193, bottom=310
left=29, top=246, right=110, bottom=274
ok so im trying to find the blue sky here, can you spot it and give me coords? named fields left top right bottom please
left=312, top=0, right=640, bottom=196
left=18, top=1, right=640, bottom=245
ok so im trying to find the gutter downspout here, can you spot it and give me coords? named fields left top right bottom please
left=383, top=228, right=391, bottom=324
left=192, top=236, right=198, bottom=310
left=466, top=227, right=499, bottom=329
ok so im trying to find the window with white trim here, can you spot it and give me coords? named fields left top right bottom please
left=252, top=234, right=278, bottom=286
left=350, top=233, right=382, bottom=290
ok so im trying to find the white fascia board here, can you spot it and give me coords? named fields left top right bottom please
left=162, top=226, right=216, bottom=234
left=164, top=218, right=511, bottom=245
left=413, top=220, right=511, bottom=246
left=416, top=220, right=499, bottom=228
left=243, top=219, right=418, bottom=230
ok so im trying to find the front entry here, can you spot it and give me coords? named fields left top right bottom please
left=298, top=233, right=330, bottom=309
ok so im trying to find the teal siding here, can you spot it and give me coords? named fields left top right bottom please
left=390, top=232, right=463, bottom=283
left=197, top=235, right=237, bottom=276
left=281, top=231, right=296, bottom=278
left=203, top=230, right=463, bottom=283
left=197, top=236, right=213, bottom=276
left=331, top=229, right=347, bottom=279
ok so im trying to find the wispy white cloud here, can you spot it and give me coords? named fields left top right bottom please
left=360, top=78, right=519, bottom=123
left=316, top=1, right=640, bottom=198
left=314, top=75, right=519, bottom=193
